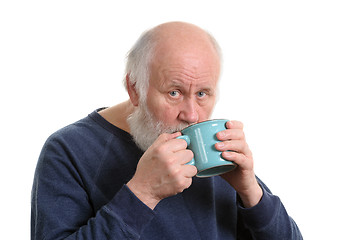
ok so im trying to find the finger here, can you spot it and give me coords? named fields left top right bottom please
left=226, top=120, right=244, bottom=130
left=222, top=151, right=252, bottom=169
left=155, top=132, right=186, bottom=153
left=217, top=120, right=245, bottom=141
left=168, top=138, right=189, bottom=152
left=175, top=149, right=194, bottom=165
left=216, top=128, right=245, bottom=141
left=153, top=132, right=182, bottom=147
left=179, top=176, right=193, bottom=191
left=182, top=164, right=198, bottom=178
left=215, top=140, right=248, bottom=153
left=158, top=132, right=182, bottom=142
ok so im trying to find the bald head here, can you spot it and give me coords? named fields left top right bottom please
left=124, top=22, right=222, bottom=103
left=153, top=21, right=208, bottom=36
left=151, top=22, right=221, bottom=70
left=152, top=22, right=220, bottom=54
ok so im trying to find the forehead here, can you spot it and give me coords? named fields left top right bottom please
left=150, top=48, right=220, bottom=88
left=154, top=65, right=218, bottom=89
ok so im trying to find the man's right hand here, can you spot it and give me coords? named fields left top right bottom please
left=126, top=132, right=197, bottom=209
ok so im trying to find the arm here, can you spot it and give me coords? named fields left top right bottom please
left=237, top=178, right=303, bottom=240
left=31, top=136, right=154, bottom=240
left=215, top=121, right=303, bottom=239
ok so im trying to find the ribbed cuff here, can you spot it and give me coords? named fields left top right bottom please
left=238, top=184, right=281, bottom=230
left=106, top=184, right=155, bottom=236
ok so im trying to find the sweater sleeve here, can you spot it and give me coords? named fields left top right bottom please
left=31, top=135, right=155, bottom=240
left=237, top=178, right=303, bottom=240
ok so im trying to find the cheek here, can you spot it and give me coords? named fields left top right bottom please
left=199, top=106, right=214, bottom=121
left=159, top=107, right=179, bottom=123
left=199, top=99, right=216, bottom=119
left=147, top=99, right=179, bottom=123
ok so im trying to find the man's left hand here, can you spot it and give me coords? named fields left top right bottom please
left=215, top=120, right=263, bottom=208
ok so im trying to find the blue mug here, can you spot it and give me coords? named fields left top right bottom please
left=177, top=119, right=237, bottom=177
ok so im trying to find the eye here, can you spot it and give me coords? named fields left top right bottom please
left=197, top=91, right=207, bottom=98
left=169, top=90, right=180, bottom=98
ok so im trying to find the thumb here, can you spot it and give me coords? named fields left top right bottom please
left=156, top=132, right=182, bottom=143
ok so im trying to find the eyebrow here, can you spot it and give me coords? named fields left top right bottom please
left=166, top=80, right=215, bottom=94
left=167, top=80, right=184, bottom=88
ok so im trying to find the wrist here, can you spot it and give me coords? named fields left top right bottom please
left=238, top=182, right=263, bottom=208
left=126, top=179, right=160, bottom=210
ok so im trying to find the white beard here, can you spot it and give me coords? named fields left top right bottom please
left=127, top=103, right=189, bottom=151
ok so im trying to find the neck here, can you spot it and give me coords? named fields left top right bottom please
left=98, top=100, right=135, bottom=133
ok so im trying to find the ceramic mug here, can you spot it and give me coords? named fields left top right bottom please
left=177, top=119, right=237, bottom=177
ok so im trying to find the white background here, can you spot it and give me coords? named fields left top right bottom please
left=1, top=1, right=360, bottom=239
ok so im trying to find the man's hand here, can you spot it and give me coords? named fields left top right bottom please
left=215, top=120, right=263, bottom=208
left=127, top=132, right=197, bottom=209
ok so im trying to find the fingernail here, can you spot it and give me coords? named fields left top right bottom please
left=218, top=131, right=225, bottom=138
left=222, top=151, right=231, bottom=158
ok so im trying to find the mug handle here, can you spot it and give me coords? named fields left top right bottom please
left=176, top=135, right=195, bottom=166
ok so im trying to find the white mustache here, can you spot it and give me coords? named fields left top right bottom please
left=127, top=104, right=189, bottom=151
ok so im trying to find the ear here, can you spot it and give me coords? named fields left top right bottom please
left=126, top=74, right=140, bottom=106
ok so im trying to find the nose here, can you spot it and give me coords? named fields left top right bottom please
left=178, top=98, right=199, bottom=124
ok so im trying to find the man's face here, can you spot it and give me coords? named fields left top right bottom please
left=145, top=45, right=220, bottom=128
left=127, top=45, right=220, bottom=151
left=127, top=24, right=221, bottom=151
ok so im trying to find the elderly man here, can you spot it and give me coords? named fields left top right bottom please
left=31, top=22, right=302, bottom=239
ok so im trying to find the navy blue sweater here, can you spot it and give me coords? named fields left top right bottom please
left=31, top=110, right=302, bottom=239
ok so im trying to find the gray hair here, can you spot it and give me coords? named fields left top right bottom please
left=123, top=25, right=222, bottom=104
left=123, top=27, right=157, bottom=104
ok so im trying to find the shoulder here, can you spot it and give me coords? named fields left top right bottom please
left=38, top=114, right=110, bottom=166
left=45, top=113, right=110, bottom=149
left=35, top=114, right=112, bottom=182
